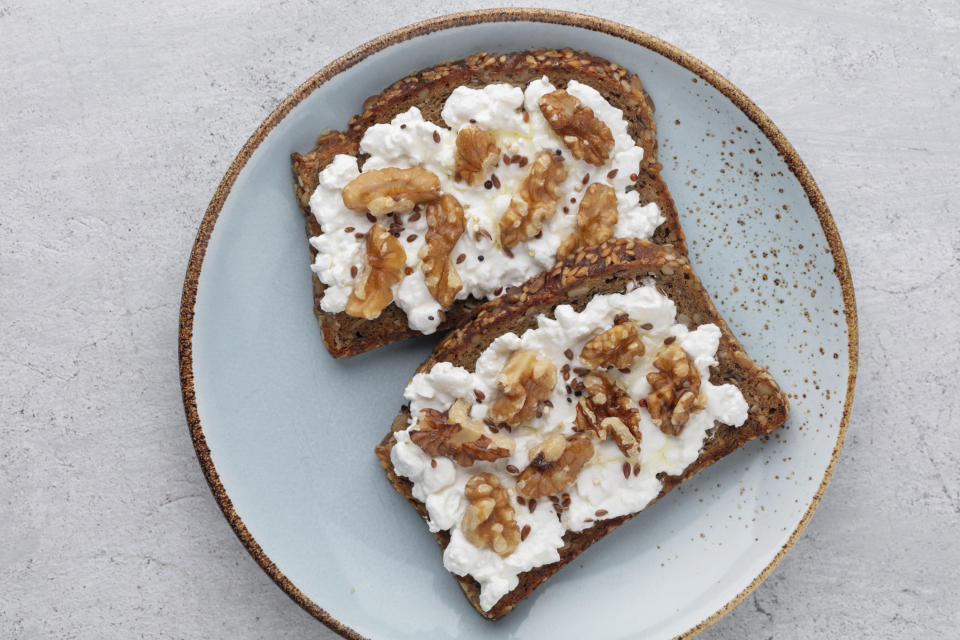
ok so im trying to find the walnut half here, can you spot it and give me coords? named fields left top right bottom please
left=419, top=194, right=466, bottom=307
left=462, top=473, right=521, bottom=557
left=344, top=223, right=406, bottom=320
left=556, top=183, right=619, bottom=260
left=646, top=343, right=702, bottom=436
left=454, top=125, right=500, bottom=186
left=409, top=399, right=514, bottom=467
left=579, top=320, right=644, bottom=370
left=341, top=166, right=441, bottom=215
left=539, top=89, right=614, bottom=166
left=515, top=433, right=594, bottom=499
left=498, top=151, right=567, bottom=249
left=487, top=349, right=558, bottom=427
left=574, top=372, right=642, bottom=459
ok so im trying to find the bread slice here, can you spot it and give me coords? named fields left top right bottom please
left=291, top=48, right=686, bottom=358
left=374, top=238, right=788, bottom=619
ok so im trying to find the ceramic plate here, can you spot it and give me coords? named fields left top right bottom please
left=180, top=10, right=857, bottom=640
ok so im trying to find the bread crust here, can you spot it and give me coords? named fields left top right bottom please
left=373, top=238, right=789, bottom=619
left=291, top=48, right=686, bottom=358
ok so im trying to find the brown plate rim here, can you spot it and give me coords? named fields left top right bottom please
left=178, top=8, right=858, bottom=640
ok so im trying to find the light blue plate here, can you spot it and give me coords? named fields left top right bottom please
left=180, top=10, right=857, bottom=640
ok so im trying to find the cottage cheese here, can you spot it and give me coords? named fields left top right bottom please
left=308, top=78, right=663, bottom=333
left=390, top=284, right=748, bottom=610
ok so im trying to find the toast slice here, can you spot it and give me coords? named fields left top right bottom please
left=374, top=238, right=788, bottom=619
left=291, top=48, right=686, bottom=358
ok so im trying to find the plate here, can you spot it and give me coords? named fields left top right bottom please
left=179, top=9, right=857, bottom=639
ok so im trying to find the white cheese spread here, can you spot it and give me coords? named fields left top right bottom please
left=308, top=77, right=664, bottom=333
left=390, top=284, right=748, bottom=611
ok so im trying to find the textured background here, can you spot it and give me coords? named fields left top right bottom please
left=2, top=1, right=958, bottom=638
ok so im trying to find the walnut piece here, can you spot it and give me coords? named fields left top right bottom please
left=487, top=349, right=558, bottom=427
left=419, top=194, right=466, bottom=307
left=409, top=399, right=514, bottom=467
left=454, top=125, right=500, bottom=186
left=574, top=372, right=642, bottom=458
left=556, top=183, right=619, bottom=260
left=498, top=151, right=567, bottom=249
left=580, top=321, right=645, bottom=370
left=344, top=223, right=407, bottom=319
left=646, top=343, right=702, bottom=436
left=527, top=433, right=568, bottom=467
left=515, top=433, right=594, bottom=499
left=462, top=472, right=521, bottom=557
left=539, top=89, right=614, bottom=166
left=341, top=167, right=441, bottom=215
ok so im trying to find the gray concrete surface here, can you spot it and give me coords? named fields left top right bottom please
left=2, top=0, right=958, bottom=638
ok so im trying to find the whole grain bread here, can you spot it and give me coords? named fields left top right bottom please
left=291, top=48, right=686, bottom=358
left=374, top=238, right=789, bottom=619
